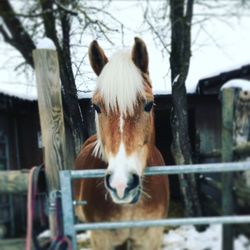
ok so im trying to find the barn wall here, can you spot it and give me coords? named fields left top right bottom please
left=13, top=111, right=43, bottom=235
left=0, top=94, right=43, bottom=237
left=193, top=95, right=222, bottom=216
left=0, top=93, right=222, bottom=236
left=195, top=95, right=221, bottom=163
left=17, top=111, right=43, bottom=169
left=0, top=95, right=43, bottom=170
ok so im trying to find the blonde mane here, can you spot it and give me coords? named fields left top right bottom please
left=97, top=50, right=145, bottom=116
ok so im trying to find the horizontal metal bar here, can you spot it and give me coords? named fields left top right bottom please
left=75, top=215, right=250, bottom=231
left=70, top=161, right=250, bottom=179
left=73, top=200, right=87, bottom=206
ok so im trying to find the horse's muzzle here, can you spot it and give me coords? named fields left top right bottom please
left=104, top=172, right=141, bottom=204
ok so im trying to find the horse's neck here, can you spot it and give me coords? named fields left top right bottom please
left=147, top=144, right=165, bottom=167
left=75, top=135, right=106, bottom=171
left=150, top=111, right=156, bottom=145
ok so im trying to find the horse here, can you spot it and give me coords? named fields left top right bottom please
left=74, top=37, right=169, bottom=250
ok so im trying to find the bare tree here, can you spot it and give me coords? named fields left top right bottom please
left=0, top=0, right=122, bottom=164
left=169, top=0, right=202, bottom=218
left=142, top=0, right=202, bottom=217
left=143, top=0, right=249, bottom=219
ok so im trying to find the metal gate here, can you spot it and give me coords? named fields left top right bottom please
left=59, top=161, right=250, bottom=249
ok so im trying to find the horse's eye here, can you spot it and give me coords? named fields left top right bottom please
left=93, top=104, right=101, bottom=114
left=144, top=101, right=154, bottom=112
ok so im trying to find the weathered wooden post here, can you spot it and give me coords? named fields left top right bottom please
left=233, top=87, right=250, bottom=236
left=0, top=170, right=29, bottom=193
left=33, top=45, right=72, bottom=237
left=221, top=87, right=235, bottom=250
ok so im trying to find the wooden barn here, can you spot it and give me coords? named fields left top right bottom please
left=0, top=93, right=42, bottom=237
left=195, top=64, right=250, bottom=232
left=0, top=63, right=250, bottom=237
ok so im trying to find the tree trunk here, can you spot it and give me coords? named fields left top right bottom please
left=169, top=0, right=202, bottom=219
left=40, top=0, right=88, bottom=165
left=0, top=0, right=89, bottom=165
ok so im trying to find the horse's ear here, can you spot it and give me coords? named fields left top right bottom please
left=89, top=40, right=108, bottom=76
left=132, top=37, right=149, bottom=74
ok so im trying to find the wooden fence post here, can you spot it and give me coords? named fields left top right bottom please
left=32, top=49, right=72, bottom=237
left=233, top=88, right=250, bottom=236
left=0, top=170, right=29, bottom=193
left=221, top=88, right=235, bottom=250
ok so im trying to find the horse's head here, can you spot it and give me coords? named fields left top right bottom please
left=89, top=37, right=154, bottom=204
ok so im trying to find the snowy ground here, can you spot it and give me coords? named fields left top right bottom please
left=162, top=225, right=250, bottom=250
left=77, top=225, right=250, bottom=250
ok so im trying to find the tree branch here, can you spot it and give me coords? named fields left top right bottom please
left=182, top=0, right=194, bottom=81
left=0, top=0, right=35, bottom=67
left=55, top=0, right=78, bottom=16
left=186, top=0, right=194, bottom=24
left=143, top=10, right=170, bottom=54
left=14, top=9, right=53, bottom=18
left=39, top=0, right=61, bottom=50
left=76, top=6, right=120, bottom=44
left=0, top=25, right=13, bottom=44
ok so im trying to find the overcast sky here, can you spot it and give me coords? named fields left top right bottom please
left=0, top=1, right=250, bottom=100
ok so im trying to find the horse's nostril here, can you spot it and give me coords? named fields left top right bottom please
left=129, top=174, right=140, bottom=190
left=105, top=173, right=115, bottom=191
left=105, top=172, right=140, bottom=200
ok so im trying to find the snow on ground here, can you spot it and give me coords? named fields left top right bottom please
left=162, top=225, right=250, bottom=250
left=77, top=225, right=250, bottom=250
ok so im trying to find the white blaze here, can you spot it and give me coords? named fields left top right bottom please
left=119, top=114, right=124, bottom=133
left=107, top=143, right=142, bottom=199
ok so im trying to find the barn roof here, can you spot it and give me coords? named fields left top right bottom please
left=197, top=64, right=250, bottom=95
left=1, top=63, right=250, bottom=102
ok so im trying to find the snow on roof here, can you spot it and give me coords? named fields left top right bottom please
left=153, top=82, right=197, bottom=95
left=0, top=81, right=95, bottom=100
left=0, top=82, right=37, bottom=101
left=221, top=79, right=250, bottom=91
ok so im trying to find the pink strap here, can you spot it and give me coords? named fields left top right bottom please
left=25, top=166, right=37, bottom=250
